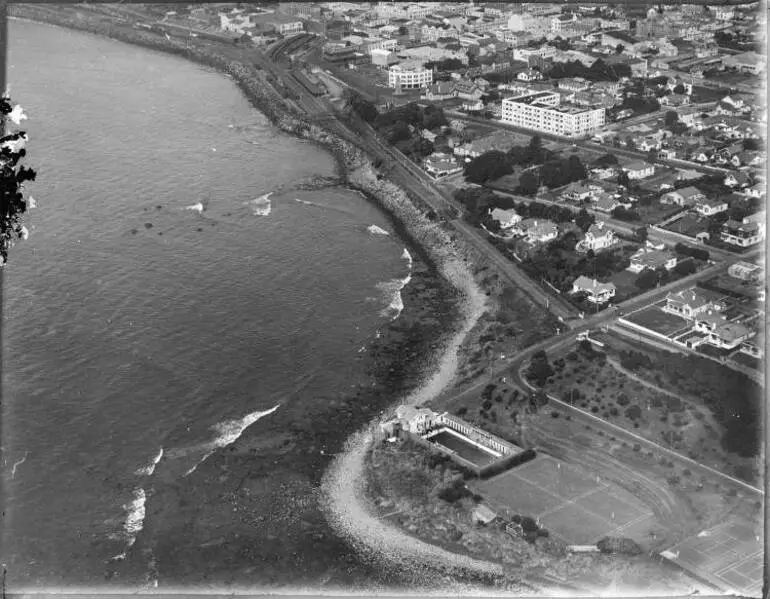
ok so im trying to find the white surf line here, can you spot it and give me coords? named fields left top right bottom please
left=10, top=451, right=28, bottom=479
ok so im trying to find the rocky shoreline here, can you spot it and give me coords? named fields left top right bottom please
left=8, top=5, right=518, bottom=591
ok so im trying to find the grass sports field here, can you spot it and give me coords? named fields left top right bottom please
left=473, top=454, right=656, bottom=545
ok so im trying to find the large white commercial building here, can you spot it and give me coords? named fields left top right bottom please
left=388, top=62, right=434, bottom=89
left=501, top=91, right=605, bottom=138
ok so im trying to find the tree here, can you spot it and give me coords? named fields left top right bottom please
left=670, top=121, right=688, bottom=135
left=594, top=153, right=619, bottom=167
left=664, top=110, right=679, bottom=129
left=646, top=148, right=658, bottom=164
left=398, top=25, right=409, bottom=36
left=615, top=44, right=625, bottom=54
left=634, top=226, right=648, bottom=242
left=464, top=150, right=512, bottom=184
left=743, top=138, right=761, bottom=151
left=526, top=350, right=554, bottom=387
left=634, top=268, right=658, bottom=290
left=0, top=94, right=36, bottom=266
left=575, top=208, right=594, bottom=232
left=517, top=170, right=539, bottom=196
left=673, top=83, right=686, bottom=95
left=673, top=258, right=696, bottom=276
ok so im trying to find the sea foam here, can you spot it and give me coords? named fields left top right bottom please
left=184, top=202, right=204, bottom=214
left=168, top=404, right=280, bottom=477
left=121, top=487, right=147, bottom=547
left=376, top=274, right=412, bottom=321
left=367, top=224, right=389, bottom=236
left=135, top=447, right=164, bottom=477
left=245, top=192, right=273, bottom=216
left=401, top=248, right=413, bottom=269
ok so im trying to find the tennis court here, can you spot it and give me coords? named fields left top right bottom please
left=473, top=455, right=656, bottom=545
left=661, top=519, right=764, bottom=597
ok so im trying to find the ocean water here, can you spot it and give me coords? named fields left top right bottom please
left=2, top=19, right=411, bottom=587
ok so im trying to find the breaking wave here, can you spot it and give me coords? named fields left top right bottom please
left=376, top=274, right=412, bottom=321
left=367, top=224, right=390, bottom=236
left=183, top=202, right=204, bottom=214
left=135, top=447, right=164, bottom=477
left=165, top=404, right=280, bottom=477
left=401, top=248, right=413, bottom=269
left=122, top=487, right=146, bottom=547
left=245, top=192, right=273, bottom=216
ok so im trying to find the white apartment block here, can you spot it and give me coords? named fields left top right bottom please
left=388, top=63, right=434, bottom=89
left=501, top=91, right=605, bottom=138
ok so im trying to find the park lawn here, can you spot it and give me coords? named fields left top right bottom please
left=543, top=345, right=759, bottom=485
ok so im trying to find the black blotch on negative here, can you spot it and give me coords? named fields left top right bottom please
left=145, top=223, right=153, bottom=229
left=156, top=205, right=162, bottom=210
left=158, top=232, right=163, bottom=236
left=131, top=229, right=138, bottom=234
left=197, top=227, right=204, bottom=232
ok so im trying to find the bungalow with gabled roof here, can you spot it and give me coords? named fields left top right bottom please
left=571, top=276, right=616, bottom=304
left=627, top=247, right=677, bottom=273
left=663, top=287, right=719, bottom=320
left=624, top=160, right=655, bottom=180
left=694, top=197, right=728, bottom=217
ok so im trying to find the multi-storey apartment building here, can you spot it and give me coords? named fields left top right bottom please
left=501, top=91, right=605, bottom=137
left=388, top=62, right=434, bottom=89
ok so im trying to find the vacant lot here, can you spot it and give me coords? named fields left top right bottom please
left=472, top=455, right=655, bottom=545
left=622, top=303, right=692, bottom=338
left=662, top=212, right=711, bottom=237
left=542, top=343, right=760, bottom=484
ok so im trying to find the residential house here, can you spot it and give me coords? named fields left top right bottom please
left=624, top=160, right=655, bottom=180
left=590, top=166, right=617, bottom=180
left=571, top=276, right=617, bottom=304
left=579, top=221, right=616, bottom=252
left=462, top=99, right=484, bottom=112
left=593, top=194, right=623, bottom=213
left=490, top=208, right=522, bottom=230
left=628, top=247, right=677, bottom=273
left=724, top=171, right=752, bottom=189
left=659, top=93, right=690, bottom=107
left=558, top=77, right=591, bottom=92
left=723, top=51, right=766, bottom=75
left=743, top=184, right=765, bottom=199
left=472, top=505, right=498, bottom=526
left=728, top=261, right=763, bottom=282
left=560, top=180, right=598, bottom=202
left=454, top=80, right=484, bottom=101
left=517, top=69, right=542, bottom=82
left=422, top=82, right=459, bottom=101
left=720, top=219, right=764, bottom=247
left=424, top=153, right=463, bottom=178
left=663, top=287, right=719, bottom=320
left=694, top=197, right=728, bottom=216
left=516, top=218, right=559, bottom=243
left=693, top=312, right=755, bottom=350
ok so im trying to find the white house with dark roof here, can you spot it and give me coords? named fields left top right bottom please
left=628, top=247, right=677, bottom=273
left=694, top=197, right=728, bottom=217
left=663, top=287, right=719, bottom=320
left=578, top=221, right=616, bottom=252
left=624, top=160, right=655, bottom=180
left=571, top=276, right=616, bottom=304
left=516, top=218, right=559, bottom=243
left=660, top=186, right=704, bottom=206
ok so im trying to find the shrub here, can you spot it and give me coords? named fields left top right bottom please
left=551, top=411, right=560, bottom=418
left=565, top=415, right=571, bottom=420
left=633, top=422, right=639, bottom=428
left=683, top=469, right=691, bottom=476
left=456, top=407, right=468, bottom=416
left=603, top=411, right=609, bottom=418
left=633, top=444, right=641, bottom=452
left=591, top=406, right=599, bottom=413
left=609, top=407, right=619, bottom=416
left=667, top=475, right=681, bottom=485
left=625, top=404, right=642, bottom=420
left=597, top=537, right=642, bottom=555
left=616, top=393, right=630, bottom=407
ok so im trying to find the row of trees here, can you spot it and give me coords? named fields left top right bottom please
left=524, top=243, right=632, bottom=293
left=546, top=57, right=632, bottom=82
